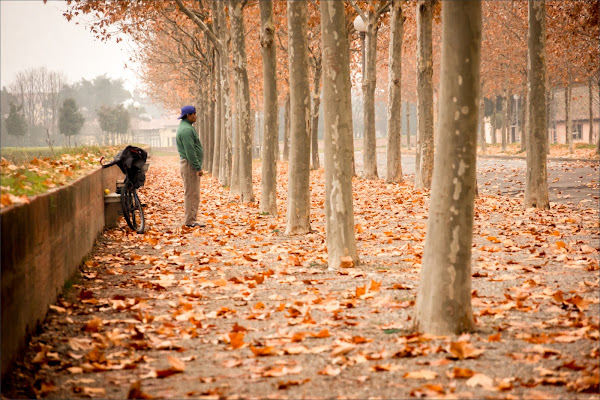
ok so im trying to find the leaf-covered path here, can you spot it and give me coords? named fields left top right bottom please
left=3, top=154, right=599, bottom=399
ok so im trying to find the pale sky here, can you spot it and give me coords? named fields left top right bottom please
left=0, top=0, right=140, bottom=92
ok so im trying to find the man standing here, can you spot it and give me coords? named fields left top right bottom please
left=176, top=105, right=205, bottom=228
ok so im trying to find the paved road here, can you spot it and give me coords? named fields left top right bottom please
left=351, top=152, right=600, bottom=205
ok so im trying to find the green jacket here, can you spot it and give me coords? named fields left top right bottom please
left=176, top=119, right=203, bottom=171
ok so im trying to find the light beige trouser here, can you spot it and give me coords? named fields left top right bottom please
left=179, top=159, right=200, bottom=225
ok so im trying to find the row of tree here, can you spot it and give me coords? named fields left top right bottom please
left=61, top=1, right=598, bottom=335
left=1, top=71, right=134, bottom=147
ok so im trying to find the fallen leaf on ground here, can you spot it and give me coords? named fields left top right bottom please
left=318, top=365, right=341, bottom=376
left=127, top=381, right=154, bottom=399
left=466, top=373, right=494, bottom=389
left=448, top=341, right=484, bottom=359
left=403, top=370, right=438, bottom=380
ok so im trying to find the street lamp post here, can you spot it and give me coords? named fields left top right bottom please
left=354, top=15, right=367, bottom=86
left=353, top=15, right=367, bottom=139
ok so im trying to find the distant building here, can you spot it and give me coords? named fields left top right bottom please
left=550, top=85, right=599, bottom=145
left=132, top=117, right=179, bottom=148
left=484, top=84, right=599, bottom=146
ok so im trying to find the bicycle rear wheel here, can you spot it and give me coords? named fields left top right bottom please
left=121, top=184, right=145, bottom=233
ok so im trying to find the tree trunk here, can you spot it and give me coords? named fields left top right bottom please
left=501, top=86, right=508, bottom=151
left=565, top=78, right=573, bottom=154
left=589, top=77, right=594, bottom=145
left=259, top=0, right=278, bottom=215
left=229, top=0, right=254, bottom=202
left=406, top=101, right=411, bottom=150
left=230, top=77, right=241, bottom=194
left=211, top=1, right=232, bottom=188
left=479, top=95, right=486, bottom=152
left=414, top=0, right=480, bottom=335
left=491, top=99, right=497, bottom=144
left=285, top=0, right=311, bottom=235
left=386, top=1, right=404, bottom=183
left=207, top=79, right=215, bottom=174
left=362, top=14, right=379, bottom=179
left=597, top=72, right=600, bottom=154
left=548, top=89, right=554, bottom=147
left=415, top=0, right=435, bottom=190
left=310, top=57, right=322, bottom=170
left=283, top=93, right=290, bottom=161
left=521, top=90, right=527, bottom=152
left=320, top=0, right=359, bottom=270
left=524, top=0, right=549, bottom=209
left=212, top=52, right=222, bottom=178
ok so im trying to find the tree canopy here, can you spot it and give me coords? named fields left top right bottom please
left=58, top=98, right=85, bottom=146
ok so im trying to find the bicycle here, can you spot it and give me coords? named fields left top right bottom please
left=101, top=146, right=148, bottom=234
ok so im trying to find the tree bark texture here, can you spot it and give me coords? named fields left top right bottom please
left=415, top=0, right=481, bottom=336
left=415, top=0, right=435, bottom=190
left=230, top=87, right=241, bottom=194
left=479, top=95, right=486, bottom=151
left=521, top=91, right=527, bottom=151
left=212, top=53, right=222, bottom=178
left=406, top=101, right=411, bottom=149
left=501, top=87, right=508, bottom=151
left=524, top=0, right=549, bottom=209
left=212, top=1, right=232, bottom=188
left=320, top=0, right=359, bottom=270
left=565, top=78, right=573, bottom=154
left=386, top=1, right=404, bottom=183
left=589, top=77, right=594, bottom=144
left=259, top=0, right=279, bottom=214
left=283, top=93, right=290, bottom=161
left=310, top=59, right=322, bottom=171
left=207, top=72, right=215, bottom=174
left=285, top=0, right=311, bottom=235
left=229, top=0, right=254, bottom=202
left=491, top=99, right=497, bottom=144
left=362, top=14, right=379, bottom=179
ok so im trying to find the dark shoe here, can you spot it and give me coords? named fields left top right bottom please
left=185, top=223, right=205, bottom=228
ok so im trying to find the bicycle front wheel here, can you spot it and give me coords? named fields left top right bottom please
left=121, top=185, right=145, bottom=233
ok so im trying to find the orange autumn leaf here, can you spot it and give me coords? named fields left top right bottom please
left=356, top=285, right=367, bottom=297
left=448, top=341, right=484, bottom=359
left=488, top=333, right=502, bottom=342
left=340, top=256, right=354, bottom=268
left=228, top=332, right=245, bottom=349
left=167, top=355, right=185, bottom=372
left=370, top=280, right=381, bottom=292
left=404, top=370, right=438, bottom=380
left=302, top=311, right=316, bottom=324
left=291, top=332, right=307, bottom=342
left=84, top=316, right=103, bottom=332
left=250, top=345, right=277, bottom=356
left=447, top=367, right=475, bottom=379
left=351, top=336, right=372, bottom=344
left=231, top=323, right=248, bottom=332
left=567, top=295, right=590, bottom=312
left=310, top=329, right=330, bottom=338
left=318, top=365, right=341, bottom=376
left=127, top=381, right=154, bottom=399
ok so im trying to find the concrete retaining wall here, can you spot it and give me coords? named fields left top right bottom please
left=1, top=164, right=124, bottom=378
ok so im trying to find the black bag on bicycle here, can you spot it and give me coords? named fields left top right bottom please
left=102, top=145, right=148, bottom=189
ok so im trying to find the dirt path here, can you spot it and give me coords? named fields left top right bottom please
left=3, top=155, right=598, bottom=399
